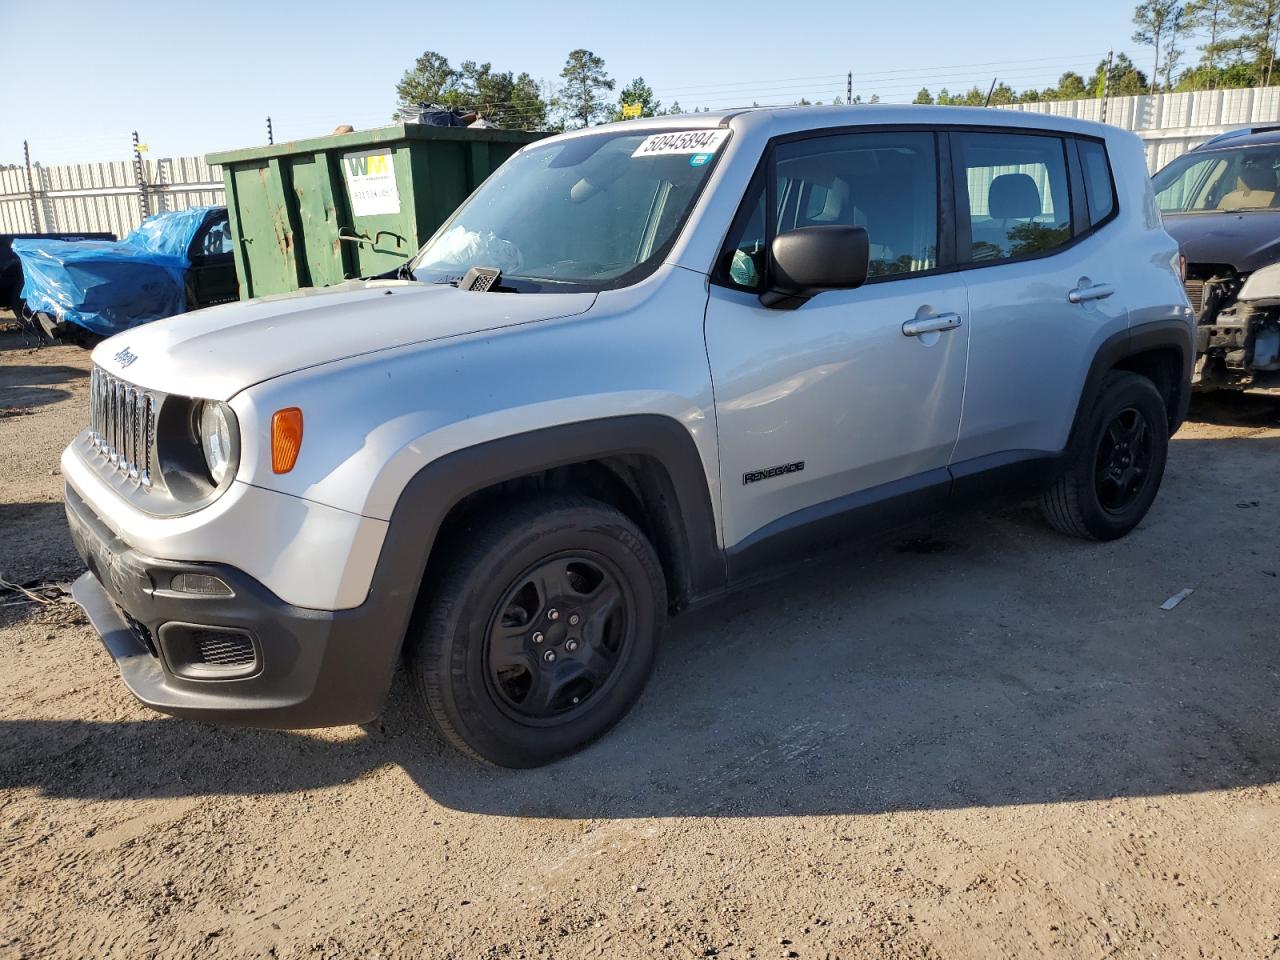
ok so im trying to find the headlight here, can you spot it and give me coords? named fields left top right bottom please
left=198, top=400, right=236, bottom=485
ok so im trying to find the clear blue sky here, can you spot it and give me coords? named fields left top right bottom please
left=1, top=0, right=1142, bottom=166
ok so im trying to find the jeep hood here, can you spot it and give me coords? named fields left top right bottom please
left=1163, top=210, right=1280, bottom=274
left=91, top=280, right=596, bottom=400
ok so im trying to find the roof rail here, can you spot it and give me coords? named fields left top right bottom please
left=1197, top=124, right=1280, bottom=149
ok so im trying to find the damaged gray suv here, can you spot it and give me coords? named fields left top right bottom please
left=66, top=107, right=1193, bottom=766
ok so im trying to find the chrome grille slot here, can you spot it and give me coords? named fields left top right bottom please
left=88, top=365, right=157, bottom=489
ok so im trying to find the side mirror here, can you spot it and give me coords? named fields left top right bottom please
left=760, top=225, right=870, bottom=309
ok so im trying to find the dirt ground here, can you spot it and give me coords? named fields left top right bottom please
left=1, top=316, right=1277, bottom=960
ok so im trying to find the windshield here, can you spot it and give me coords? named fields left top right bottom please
left=409, top=128, right=728, bottom=291
left=1153, top=144, right=1280, bottom=213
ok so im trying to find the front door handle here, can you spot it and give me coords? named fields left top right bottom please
left=1068, top=282, right=1115, bottom=304
left=902, top=312, right=963, bottom=337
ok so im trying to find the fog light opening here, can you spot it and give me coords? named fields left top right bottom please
left=169, top=573, right=234, bottom=597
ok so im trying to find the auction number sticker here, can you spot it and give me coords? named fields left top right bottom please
left=632, top=129, right=730, bottom=158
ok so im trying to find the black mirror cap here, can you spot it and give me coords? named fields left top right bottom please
left=760, top=225, right=870, bottom=309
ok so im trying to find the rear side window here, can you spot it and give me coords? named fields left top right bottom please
left=954, top=132, right=1072, bottom=263
left=1078, top=139, right=1117, bottom=225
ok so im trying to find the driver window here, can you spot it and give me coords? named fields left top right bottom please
left=199, top=216, right=233, bottom=256
left=776, top=132, right=938, bottom=278
left=717, top=132, right=939, bottom=291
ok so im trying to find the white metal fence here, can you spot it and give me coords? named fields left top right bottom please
left=0, top=156, right=224, bottom=239
left=997, top=85, right=1280, bottom=172
left=4, top=86, right=1280, bottom=239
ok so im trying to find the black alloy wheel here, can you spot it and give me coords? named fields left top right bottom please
left=408, top=495, right=666, bottom=767
left=485, top=552, right=632, bottom=723
left=1094, top=406, right=1154, bottom=514
left=1041, top=370, right=1170, bottom=541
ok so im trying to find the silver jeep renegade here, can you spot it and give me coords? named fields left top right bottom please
left=64, top=106, right=1193, bottom=766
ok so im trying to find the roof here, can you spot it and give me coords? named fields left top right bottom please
left=555, top=103, right=1117, bottom=142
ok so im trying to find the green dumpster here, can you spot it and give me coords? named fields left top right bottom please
left=207, top=124, right=547, bottom=300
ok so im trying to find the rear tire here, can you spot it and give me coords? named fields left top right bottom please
left=1041, top=371, right=1169, bottom=540
left=407, top=495, right=666, bottom=767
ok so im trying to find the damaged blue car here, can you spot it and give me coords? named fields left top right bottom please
left=13, top=206, right=237, bottom=343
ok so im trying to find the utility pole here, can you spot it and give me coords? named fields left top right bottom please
left=266, top=116, right=274, bottom=145
left=22, top=140, right=39, bottom=232
left=847, top=71, right=852, bottom=105
left=132, top=130, right=150, bottom=219
left=1101, top=48, right=1114, bottom=124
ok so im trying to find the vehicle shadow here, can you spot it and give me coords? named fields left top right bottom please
left=0, top=364, right=87, bottom=412
left=0, top=502, right=82, bottom=584
left=3, top=435, right=1277, bottom=817
left=1187, top=390, right=1280, bottom=427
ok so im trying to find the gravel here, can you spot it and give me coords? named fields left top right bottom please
left=2, top=319, right=1278, bottom=959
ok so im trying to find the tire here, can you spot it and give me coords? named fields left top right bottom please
left=2, top=271, right=25, bottom=323
left=407, top=494, right=667, bottom=767
left=1041, top=371, right=1170, bottom=541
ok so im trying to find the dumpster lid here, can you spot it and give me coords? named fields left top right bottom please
left=206, top=123, right=547, bottom=165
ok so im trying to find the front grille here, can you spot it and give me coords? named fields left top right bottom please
left=192, top=629, right=256, bottom=667
left=1185, top=279, right=1206, bottom=317
left=88, top=366, right=157, bottom=488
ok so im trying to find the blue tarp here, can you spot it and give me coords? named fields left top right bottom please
left=13, top=206, right=217, bottom=336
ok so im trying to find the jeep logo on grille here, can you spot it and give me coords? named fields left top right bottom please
left=113, top=346, right=138, bottom=368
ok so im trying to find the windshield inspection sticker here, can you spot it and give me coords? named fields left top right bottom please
left=632, top=129, right=730, bottom=158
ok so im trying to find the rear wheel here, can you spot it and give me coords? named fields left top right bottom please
left=407, top=495, right=666, bottom=767
left=1041, top=371, right=1169, bottom=540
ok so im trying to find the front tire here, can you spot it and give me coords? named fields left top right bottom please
left=1041, top=371, right=1170, bottom=540
left=407, top=495, right=666, bottom=767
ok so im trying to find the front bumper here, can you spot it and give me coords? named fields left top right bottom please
left=66, top=484, right=400, bottom=728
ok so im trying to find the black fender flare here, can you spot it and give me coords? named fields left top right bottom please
left=356, top=413, right=727, bottom=675
left=1072, top=318, right=1195, bottom=444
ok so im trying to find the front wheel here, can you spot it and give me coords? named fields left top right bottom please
left=1041, top=371, right=1170, bottom=540
left=407, top=495, right=666, bottom=767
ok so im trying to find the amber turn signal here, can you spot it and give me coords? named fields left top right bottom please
left=271, top=407, right=303, bottom=474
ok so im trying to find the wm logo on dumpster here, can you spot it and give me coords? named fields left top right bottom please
left=344, top=154, right=391, bottom=177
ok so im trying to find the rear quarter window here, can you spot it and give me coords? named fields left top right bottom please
left=1078, top=139, right=1117, bottom=226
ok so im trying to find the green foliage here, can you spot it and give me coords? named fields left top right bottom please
left=1043, top=71, right=1090, bottom=100
left=613, top=77, right=662, bottom=121
left=557, top=49, right=616, bottom=128
left=914, top=88, right=935, bottom=104
left=1093, top=52, right=1151, bottom=95
left=393, top=50, right=548, bottom=129
left=1172, top=0, right=1280, bottom=89
left=1133, top=0, right=1185, bottom=92
left=461, top=62, right=548, bottom=129
left=395, top=51, right=464, bottom=110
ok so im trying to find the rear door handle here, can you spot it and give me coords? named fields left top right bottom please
left=1068, top=282, right=1115, bottom=304
left=902, top=312, right=963, bottom=337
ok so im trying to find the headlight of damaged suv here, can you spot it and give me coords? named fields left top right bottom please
left=199, top=400, right=237, bottom=484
